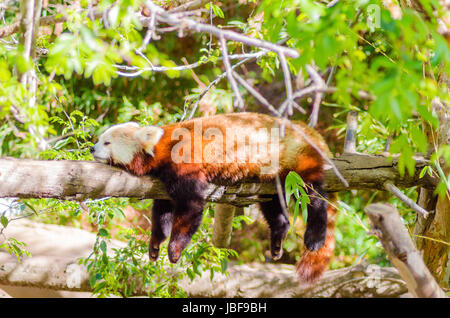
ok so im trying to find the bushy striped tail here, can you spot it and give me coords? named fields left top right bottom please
left=297, top=192, right=338, bottom=284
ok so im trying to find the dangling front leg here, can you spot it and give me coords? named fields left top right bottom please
left=167, top=198, right=204, bottom=263
left=149, top=199, right=174, bottom=261
left=155, top=167, right=208, bottom=263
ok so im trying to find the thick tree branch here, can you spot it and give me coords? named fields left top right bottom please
left=0, top=256, right=408, bottom=297
left=0, top=154, right=438, bottom=206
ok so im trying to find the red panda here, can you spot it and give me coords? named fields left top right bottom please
left=91, top=112, right=338, bottom=283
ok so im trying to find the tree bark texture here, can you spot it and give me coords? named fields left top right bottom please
left=0, top=254, right=408, bottom=298
left=365, top=203, right=447, bottom=298
left=0, top=154, right=437, bottom=206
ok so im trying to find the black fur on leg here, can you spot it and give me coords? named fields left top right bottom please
left=304, top=181, right=328, bottom=251
left=258, top=194, right=290, bottom=260
left=149, top=199, right=174, bottom=261
left=151, top=164, right=208, bottom=263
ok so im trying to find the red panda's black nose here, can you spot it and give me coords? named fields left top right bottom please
left=89, top=146, right=95, bottom=153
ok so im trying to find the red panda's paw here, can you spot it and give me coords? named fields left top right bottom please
left=168, top=238, right=188, bottom=263
left=269, top=224, right=289, bottom=261
left=304, top=227, right=326, bottom=252
left=168, top=247, right=181, bottom=264
left=271, top=246, right=283, bottom=261
left=148, top=242, right=160, bottom=262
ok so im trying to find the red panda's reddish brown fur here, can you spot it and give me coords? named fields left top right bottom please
left=91, top=112, right=338, bottom=284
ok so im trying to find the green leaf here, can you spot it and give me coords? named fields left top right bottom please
left=410, top=125, right=428, bottom=153
left=1, top=215, right=8, bottom=228
left=186, top=268, right=195, bottom=281
left=99, top=240, right=107, bottom=253
left=220, top=257, right=228, bottom=273
left=98, top=229, right=109, bottom=237
left=300, top=192, right=309, bottom=222
left=206, top=3, right=225, bottom=19
left=161, top=60, right=180, bottom=78
left=80, top=26, right=98, bottom=52
left=293, top=201, right=299, bottom=225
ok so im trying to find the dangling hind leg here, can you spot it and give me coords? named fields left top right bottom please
left=258, top=194, right=290, bottom=260
left=303, top=181, right=328, bottom=251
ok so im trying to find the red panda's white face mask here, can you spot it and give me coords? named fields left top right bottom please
left=91, top=122, right=164, bottom=165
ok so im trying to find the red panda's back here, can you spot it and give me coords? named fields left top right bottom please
left=156, top=113, right=329, bottom=183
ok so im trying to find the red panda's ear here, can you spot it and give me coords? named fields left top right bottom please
left=134, top=126, right=164, bottom=156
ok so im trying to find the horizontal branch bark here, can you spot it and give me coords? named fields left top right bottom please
left=0, top=154, right=437, bottom=206
left=0, top=210, right=407, bottom=297
left=0, top=253, right=407, bottom=297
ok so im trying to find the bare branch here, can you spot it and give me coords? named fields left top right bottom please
left=187, top=51, right=267, bottom=119
left=279, top=85, right=335, bottom=114
left=143, top=1, right=299, bottom=58
left=305, top=65, right=326, bottom=128
left=138, top=8, right=158, bottom=51
left=115, top=60, right=205, bottom=77
left=168, top=0, right=208, bottom=13
left=219, top=35, right=244, bottom=109
left=278, top=51, right=294, bottom=116
left=232, top=70, right=280, bottom=115
left=383, top=182, right=430, bottom=218
left=114, top=51, right=265, bottom=77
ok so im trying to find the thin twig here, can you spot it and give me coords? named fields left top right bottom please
left=115, top=60, right=205, bottom=77
left=168, top=0, right=207, bottom=13
left=188, top=51, right=267, bottom=119
left=138, top=8, right=158, bottom=51
left=232, top=71, right=280, bottom=116
left=279, top=85, right=335, bottom=114
left=383, top=182, right=429, bottom=218
left=219, top=35, right=244, bottom=109
left=278, top=51, right=293, bottom=116
left=144, top=1, right=299, bottom=58
left=114, top=51, right=265, bottom=77
left=275, top=174, right=289, bottom=217
left=305, top=65, right=326, bottom=128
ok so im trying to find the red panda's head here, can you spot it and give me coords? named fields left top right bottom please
left=91, top=122, right=164, bottom=166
